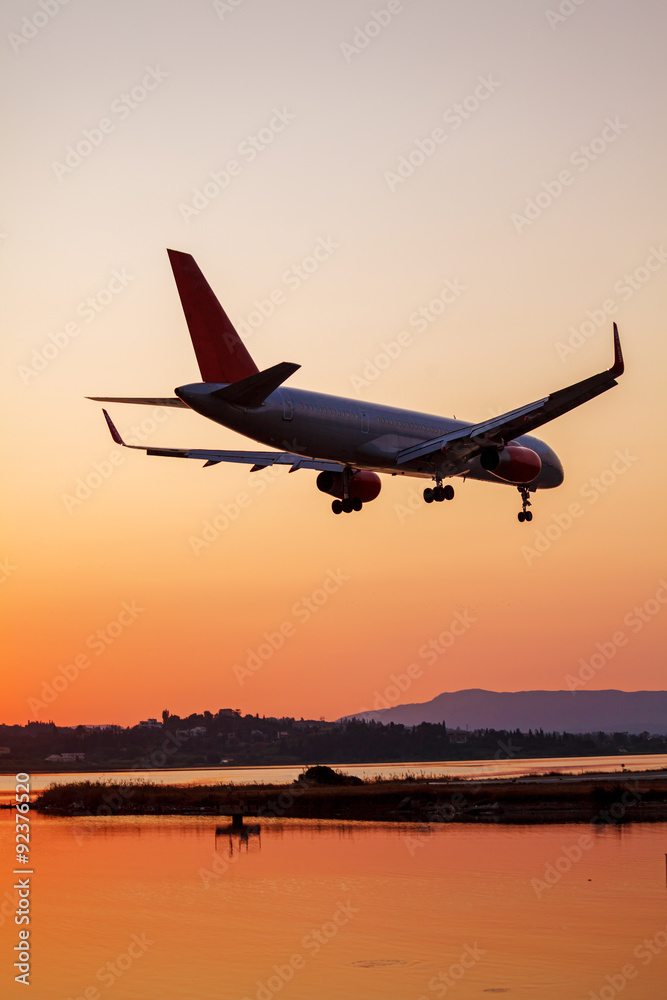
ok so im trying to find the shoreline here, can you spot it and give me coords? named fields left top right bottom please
left=30, top=770, right=667, bottom=825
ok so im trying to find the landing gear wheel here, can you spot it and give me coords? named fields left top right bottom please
left=423, top=488, right=434, bottom=503
left=517, top=486, right=533, bottom=523
left=352, top=497, right=362, bottom=512
left=443, top=484, right=454, bottom=500
left=434, top=486, right=445, bottom=502
left=332, top=499, right=343, bottom=514
left=342, top=498, right=354, bottom=514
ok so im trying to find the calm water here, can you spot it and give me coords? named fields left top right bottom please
left=2, top=812, right=666, bottom=999
left=2, top=753, right=666, bottom=803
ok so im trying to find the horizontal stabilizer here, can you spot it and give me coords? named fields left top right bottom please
left=88, top=396, right=188, bottom=407
left=210, top=361, right=300, bottom=407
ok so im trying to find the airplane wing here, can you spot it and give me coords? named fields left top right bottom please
left=397, top=324, right=624, bottom=469
left=100, top=409, right=345, bottom=473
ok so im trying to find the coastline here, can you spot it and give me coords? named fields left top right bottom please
left=31, top=769, right=667, bottom=825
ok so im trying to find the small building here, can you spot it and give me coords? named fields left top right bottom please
left=189, top=726, right=207, bottom=736
left=449, top=729, right=469, bottom=744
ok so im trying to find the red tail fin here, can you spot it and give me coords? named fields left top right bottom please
left=167, top=249, right=259, bottom=383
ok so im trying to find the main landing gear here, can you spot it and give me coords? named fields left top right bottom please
left=423, top=480, right=455, bottom=504
left=332, top=497, right=363, bottom=514
left=517, top=486, right=533, bottom=523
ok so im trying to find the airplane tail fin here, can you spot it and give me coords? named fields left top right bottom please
left=167, top=249, right=259, bottom=383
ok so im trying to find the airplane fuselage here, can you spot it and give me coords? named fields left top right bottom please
left=176, top=383, right=565, bottom=489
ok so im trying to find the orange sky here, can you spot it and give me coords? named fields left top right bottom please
left=2, top=0, right=666, bottom=726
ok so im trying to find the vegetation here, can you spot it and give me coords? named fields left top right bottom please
left=32, top=772, right=667, bottom=824
left=1, top=712, right=665, bottom=773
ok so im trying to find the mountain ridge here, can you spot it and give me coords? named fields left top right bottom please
left=340, top=689, right=667, bottom=734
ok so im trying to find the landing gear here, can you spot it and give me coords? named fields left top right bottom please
left=330, top=466, right=366, bottom=513
left=424, top=481, right=455, bottom=504
left=517, top=486, right=533, bottom=523
left=332, top=496, right=363, bottom=514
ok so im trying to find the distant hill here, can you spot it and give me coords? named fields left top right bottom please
left=340, top=689, right=667, bottom=735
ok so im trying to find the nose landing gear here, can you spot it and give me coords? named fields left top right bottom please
left=517, top=486, right=533, bottom=522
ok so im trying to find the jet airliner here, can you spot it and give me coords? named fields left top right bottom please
left=90, top=249, right=624, bottom=521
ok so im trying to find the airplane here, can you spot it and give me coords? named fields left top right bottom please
left=90, top=249, right=624, bottom=522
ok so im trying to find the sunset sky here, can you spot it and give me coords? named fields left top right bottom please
left=2, top=0, right=666, bottom=726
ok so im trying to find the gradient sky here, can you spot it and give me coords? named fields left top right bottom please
left=2, top=0, right=666, bottom=726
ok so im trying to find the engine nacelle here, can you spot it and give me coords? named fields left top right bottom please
left=316, top=470, right=382, bottom=502
left=480, top=445, right=541, bottom=484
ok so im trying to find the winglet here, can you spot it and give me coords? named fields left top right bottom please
left=102, top=409, right=125, bottom=446
left=610, top=323, right=624, bottom=377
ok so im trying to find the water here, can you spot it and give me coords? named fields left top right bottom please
left=1, top=752, right=665, bottom=803
left=1, top=812, right=666, bottom=999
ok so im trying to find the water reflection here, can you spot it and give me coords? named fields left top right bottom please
left=215, top=818, right=262, bottom=857
left=1, top=814, right=666, bottom=998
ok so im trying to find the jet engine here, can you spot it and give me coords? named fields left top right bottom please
left=316, top=470, right=382, bottom=502
left=480, top=445, right=541, bottom=484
